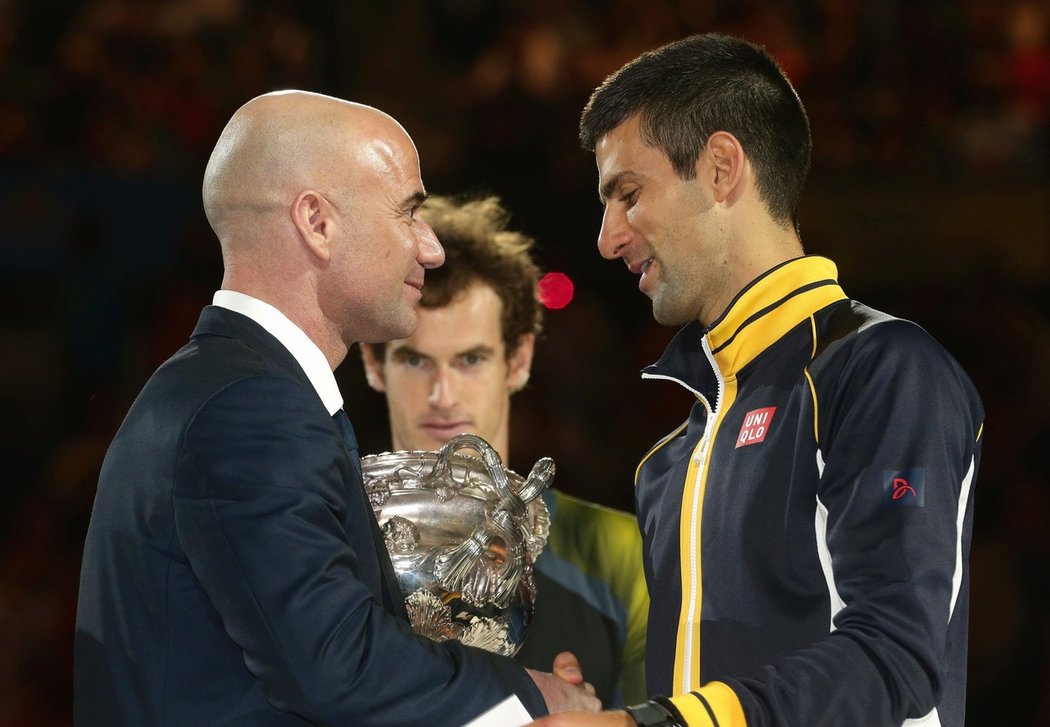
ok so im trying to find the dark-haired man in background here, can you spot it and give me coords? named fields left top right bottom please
left=361, top=194, right=649, bottom=708
left=533, top=33, right=983, bottom=727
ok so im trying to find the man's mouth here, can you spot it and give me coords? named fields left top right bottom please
left=627, top=257, right=655, bottom=275
left=419, top=420, right=471, bottom=439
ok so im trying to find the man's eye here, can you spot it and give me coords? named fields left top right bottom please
left=405, top=355, right=423, bottom=367
left=460, top=353, right=484, bottom=367
left=621, top=188, right=639, bottom=205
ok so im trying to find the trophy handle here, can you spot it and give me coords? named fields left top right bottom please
left=517, top=457, right=555, bottom=504
left=434, top=509, right=524, bottom=608
left=432, top=430, right=550, bottom=516
left=431, top=434, right=553, bottom=608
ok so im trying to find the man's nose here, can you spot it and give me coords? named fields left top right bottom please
left=596, top=204, right=630, bottom=260
left=418, top=222, right=445, bottom=270
left=428, top=366, right=457, bottom=408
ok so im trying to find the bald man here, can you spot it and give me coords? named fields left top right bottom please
left=74, top=91, right=599, bottom=726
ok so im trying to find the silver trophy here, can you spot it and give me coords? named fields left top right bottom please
left=361, top=433, right=553, bottom=656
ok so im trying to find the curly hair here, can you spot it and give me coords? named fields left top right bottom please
left=366, top=195, right=543, bottom=359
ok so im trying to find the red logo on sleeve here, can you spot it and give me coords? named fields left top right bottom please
left=736, top=407, right=777, bottom=448
left=892, top=478, right=917, bottom=500
left=883, top=469, right=926, bottom=509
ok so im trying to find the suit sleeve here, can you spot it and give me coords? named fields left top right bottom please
left=172, top=374, right=545, bottom=725
left=668, top=322, right=983, bottom=726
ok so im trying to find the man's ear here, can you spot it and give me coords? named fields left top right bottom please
left=703, top=131, right=746, bottom=204
left=290, top=189, right=335, bottom=262
left=360, top=344, right=388, bottom=392
left=507, top=334, right=536, bottom=393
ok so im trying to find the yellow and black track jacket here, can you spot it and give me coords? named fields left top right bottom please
left=636, top=256, right=983, bottom=727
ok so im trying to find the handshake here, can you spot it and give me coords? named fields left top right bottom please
left=526, top=652, right=683, bottom=727
left=525, top=652, right=668, bottom=727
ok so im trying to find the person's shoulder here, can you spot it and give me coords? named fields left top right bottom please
left=547, top=489, right=642, bottom=547
left=815, top=300, right=923, bottom=349
left=814, top=300, right=967, bottom=372
left=550, top=489, right=637, bottom=524
left=810, top=300, right=983, bottom=416
left=154, top=308, right=314, bottom=396
left=145, top=330, right=325, bottom=433
left=541, top=490, right=648, bottom=614
left=146, top=337, right=291, bottom=410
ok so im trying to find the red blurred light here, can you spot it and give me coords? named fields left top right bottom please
left=538, top=271, right=574, bottom=310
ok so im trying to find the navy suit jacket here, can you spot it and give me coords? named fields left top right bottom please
left=75, top=306, right=546, bottom=725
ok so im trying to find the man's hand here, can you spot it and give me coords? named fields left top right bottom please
left=526, top=651, right=602, bottom=714
left=526, top=711, right=635, bottom=726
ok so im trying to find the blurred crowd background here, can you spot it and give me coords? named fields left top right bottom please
left=1, top=0, right=1047, bottom=724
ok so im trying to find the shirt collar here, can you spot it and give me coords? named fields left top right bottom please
left=212, top=290, right=343, bottom=415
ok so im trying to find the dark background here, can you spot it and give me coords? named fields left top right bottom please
left=1, top=1, right=1047, bottom=724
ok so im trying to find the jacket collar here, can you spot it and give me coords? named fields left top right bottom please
left=191, top=305, right=317, bottom=395
left=211, top=290, right=342, bottom=415
left=644, top=256, right=847, bottom=392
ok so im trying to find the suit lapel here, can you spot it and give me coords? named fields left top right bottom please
left=334, top=410, right=409, bottom=621
left=192, top=306, right=409, bottom=621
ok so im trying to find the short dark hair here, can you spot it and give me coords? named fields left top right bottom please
left=579, top=33, right=811, bottom=231
left=366, top=195, right=543, bottom=359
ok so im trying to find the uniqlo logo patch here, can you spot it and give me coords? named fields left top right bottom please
left=736, top=407, right=776, bottom=448
left=882, top=469, right=926, bottom=508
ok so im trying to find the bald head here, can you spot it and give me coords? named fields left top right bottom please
left=199, top=89, right=443, bottom=368
left=202, top=90, right=410, bottom=247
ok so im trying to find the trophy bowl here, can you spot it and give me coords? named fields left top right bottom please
left=361, top=433, right=553, bottom=656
